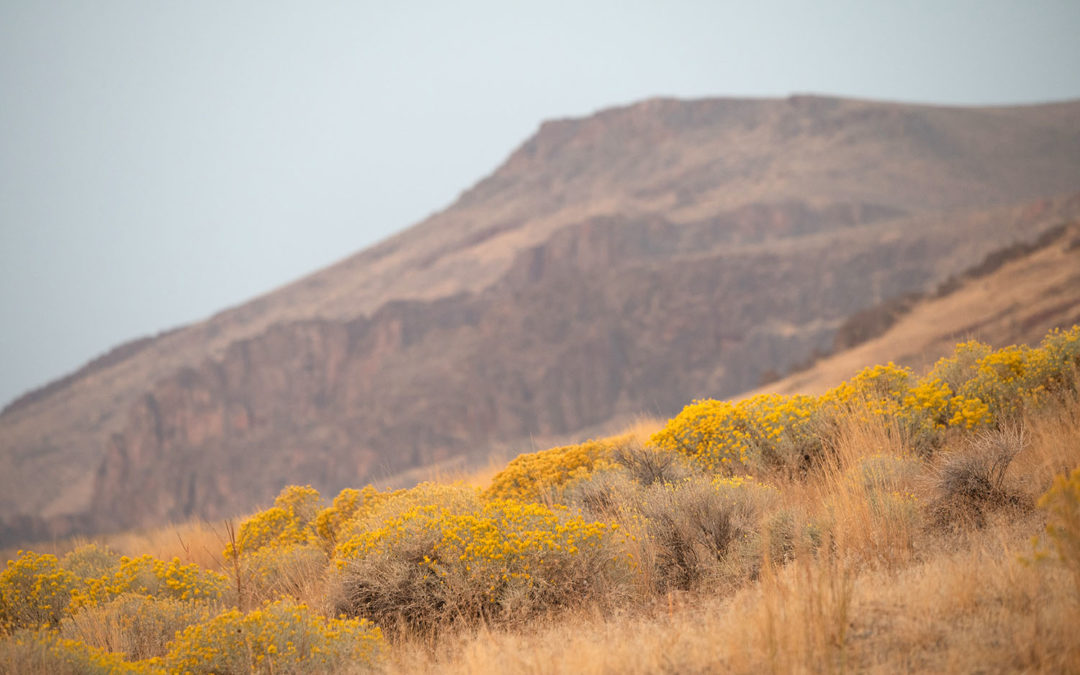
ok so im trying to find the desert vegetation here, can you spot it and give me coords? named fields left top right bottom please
left=2, top=326, right=1079, bottom=673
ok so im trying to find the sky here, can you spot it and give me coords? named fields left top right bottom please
left=2, top=1, right=1080, bottom=409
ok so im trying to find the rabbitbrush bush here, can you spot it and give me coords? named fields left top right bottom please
left=225, top=485, right=324, bottom=559
left=484, top=435, right=634, bottom=502
left=70, top=554, right=227, bottom=610
left=0, top=551, right=80, bottom=631
left=652, top=327, right=1080, bottom=475
left=333, top=483, right=631, bottom=631
left=164, top=599, right=384, bottom=674
left=650, top=393, right=821, bottom=475
left=0, top=628, right=158, bottom=674
left=3, top=325, right=1079, bottom=670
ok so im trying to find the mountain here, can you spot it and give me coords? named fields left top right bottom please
left=4, top=95, right=1080, bottom=544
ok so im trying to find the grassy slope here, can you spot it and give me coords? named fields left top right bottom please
left=3, top=353, right=1079, bottom=673
left=387, top=395, right=1080, bottom=674
left=748, top=222, right=1080, bottom=398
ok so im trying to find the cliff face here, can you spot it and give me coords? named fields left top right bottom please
left=89, top=197, right=1080, bottom=532
left=5, top=95, right=1080, bottom=544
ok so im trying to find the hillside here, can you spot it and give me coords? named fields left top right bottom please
left=4, top=95, right=1080, bottom=544
left=3, top=327, right=1079, bottom=672
left=749, top=219, right=1080, bottom=397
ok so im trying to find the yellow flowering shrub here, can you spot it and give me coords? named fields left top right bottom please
left=650, top=394, right=819, bottom=474
left=485, top=436, right=626, bottom=502
left=0, top=629, right=162, bottom=674
left=226, top=485, right=324, bottom=559
left=653, top=327, right=1080, bottom=475
left=1035, top=467, right=1080, bottom=592
left=0, top=551, right=80, bottom=631
left=928, top=340, right=993, bottom=392
left=61, top=543, right=121, bottom=580
left=313, top=485, right=407, bottom=553
left=334, top=485, right=630, bottom=629
left=164, top=599, right=384, bottom=674
left=819, top=364, right=980, bottom=452
left=314, top=488, right=364, bottom=552
left=951, top=326, right=1080, bottom=423
left=71, top=555, right=227, bottom=610
left=60, top=592, right=213, bottom=661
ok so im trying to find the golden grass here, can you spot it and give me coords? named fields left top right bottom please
left=104, top=519, right=230, bottom=573
left=5, top=395, right=1079, bottom=673
left=382, top=509, right=1077, bottom=675
left=380, top=398, right=1080, bottom=674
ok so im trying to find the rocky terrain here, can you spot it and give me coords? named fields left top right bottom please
left=4, top=95, right=1080, bottom=543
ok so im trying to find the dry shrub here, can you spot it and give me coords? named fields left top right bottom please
left=59, top=593, right=212, bottom=661
left=561, top=467, right=777, bottom=593
left=928, top=427, right=1028, bottom=529
left=558, top=469, right=641, bottom=521
left=636, top=477, right=768, bottom=592
left=611, top=441, right=694, bottom=486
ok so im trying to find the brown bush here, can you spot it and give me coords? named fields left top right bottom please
left=928, top=427, right=1029, bottom=528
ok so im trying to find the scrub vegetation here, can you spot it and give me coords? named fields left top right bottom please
left=3, top=326, right=1079, bottom=673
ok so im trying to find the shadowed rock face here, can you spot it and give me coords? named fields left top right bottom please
left=5, top=95, right=1080, bottom=544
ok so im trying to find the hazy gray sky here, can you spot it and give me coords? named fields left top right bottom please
left=2, top=0, right=1079, bottom=408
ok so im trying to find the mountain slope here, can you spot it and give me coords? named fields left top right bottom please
left=748, top=220, right=1080, bottom=398
left=4, top=95, right=1080, bottom=543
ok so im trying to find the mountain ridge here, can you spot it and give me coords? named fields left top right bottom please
left=4, top=94, right=1080, bottom=545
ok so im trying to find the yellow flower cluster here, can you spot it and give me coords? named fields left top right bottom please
left=337, top=495, right=616, bottom=587
left=70, top=555, right=227, bottom=610
left=650, top=394, right=818, bottom=473
left=946, top=326, right=1080, bottom=422
left=3, top=598, right=385, bottom=674
left=225, top=485, right=323, bottom=559
left=165, top=599, right=384, bottom=674
left=653, top=327, right=1080, bottom=472
left=332, top=483, right=628, bottom=625
left=819, top=364, right=988, bottom=451
left=0, top=551, right=79, bottom=630
left=228, top=484, right=409, bottom=560
left=485, top=436, right=625, bottom=501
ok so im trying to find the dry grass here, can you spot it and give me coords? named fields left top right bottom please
left=104, top=519, right=230, bottom=573
left=383, top=512, right=1078, bottom=675
left=380, top=398, right=1080, bottom=674
left=5, top=402, right=1079, bottom=673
